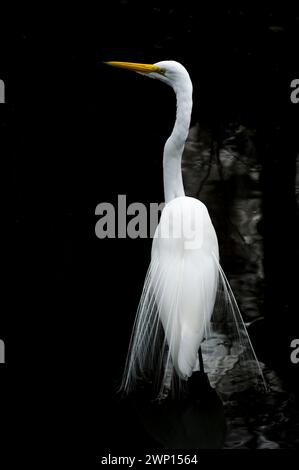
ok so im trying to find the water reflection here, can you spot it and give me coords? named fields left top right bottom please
left=181, top=123, right=299, bottom=449
left=223, top=368, right=299, bottom=449
left=182, top=123, right=265, bottom=323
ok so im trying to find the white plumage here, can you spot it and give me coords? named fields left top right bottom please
left=152, top=196, right=219, bottom=380
left=106, top=60, right=266, bottom=397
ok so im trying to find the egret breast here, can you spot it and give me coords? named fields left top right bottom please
left=151, top=196, right=219, bottom=379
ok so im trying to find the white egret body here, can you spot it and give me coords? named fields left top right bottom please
left=151, top=196, right=219, bottom=380
left=106, top=60, right=266, bottom=397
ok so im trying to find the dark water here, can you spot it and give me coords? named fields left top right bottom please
left=183, top=123, right=265, bottom=322
left=182, top=124, right=299, bottom=449
left=223, top=367, right=299, bottom=449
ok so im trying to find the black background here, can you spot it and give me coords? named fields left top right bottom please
left=1, top=1, right=299, bottom=465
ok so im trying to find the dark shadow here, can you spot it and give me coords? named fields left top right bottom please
left=121, top=372, right=226, bottom=449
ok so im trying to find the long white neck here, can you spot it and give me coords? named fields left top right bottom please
left=163, top=80, right=193, bottom=203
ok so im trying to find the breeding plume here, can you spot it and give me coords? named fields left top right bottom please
left=106, top=60, right=265, bottom=398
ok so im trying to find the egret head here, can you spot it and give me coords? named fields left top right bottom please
left=105, top=60, right=190, bottom=90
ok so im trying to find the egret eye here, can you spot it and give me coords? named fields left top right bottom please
left=158, top=68, right=166, bottom=75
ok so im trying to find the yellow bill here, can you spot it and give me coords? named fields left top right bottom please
left=104, top=61, right=163, bottom=74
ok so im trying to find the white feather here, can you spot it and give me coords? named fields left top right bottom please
left=114, top=60, right=266, bottom=398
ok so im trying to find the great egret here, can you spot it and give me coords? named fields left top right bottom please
left=106, top=60, right=266, bottom=398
